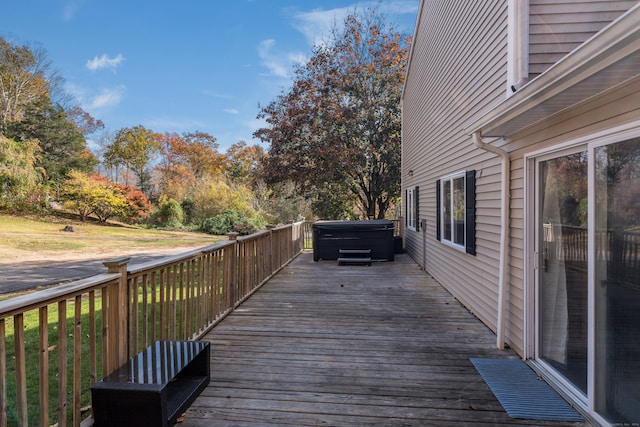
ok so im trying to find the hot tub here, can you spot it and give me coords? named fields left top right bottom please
left=312, top=220, right=395, bottom=262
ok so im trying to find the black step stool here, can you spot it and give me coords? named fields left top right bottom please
left=338, top=249, right=372, bottom=266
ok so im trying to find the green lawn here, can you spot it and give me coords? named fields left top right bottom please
left=0, top=213, right=227, bottom=425
left=0, top=213, right=222, bottom=256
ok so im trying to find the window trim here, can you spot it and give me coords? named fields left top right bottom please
left=406, top=185, right=419, bottom=231
left=437, top=170, right=476, bottom=255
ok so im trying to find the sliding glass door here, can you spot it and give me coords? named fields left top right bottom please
left=535, top=136, right=640, bottom=424
left=593, top=138, right=640, bottom=423
left=537, top=149, right=588, bottom=394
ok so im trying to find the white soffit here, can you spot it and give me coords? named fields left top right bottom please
left=467, top=4, right=640, bottom=138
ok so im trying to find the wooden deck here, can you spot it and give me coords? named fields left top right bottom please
left=181, top=252, right=591, bottom=426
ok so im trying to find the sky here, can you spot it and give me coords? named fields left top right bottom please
left=0, top=0, right=420, bottom=153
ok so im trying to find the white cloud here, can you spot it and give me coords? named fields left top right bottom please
left=292, top=1, right=420, bottom=46
left=142, top=116, right=206, bottom=133
left=202, top=90, right=233, bottom=99
left=62, top=1, right=88, bottom=21
left=86, top=54, right=125, bottom=71
left=63, top=3, right=78, bottom=21
left=245, top=116, right=268, bottom=133
left=378, top=0, right=420, bottom=15
left=65, top=82, right=87, bottom=102
left=292, top=7, right=351, bottom=47
left=88, top=86, right=125, bottom=109
left=257, top=39, right=291, bottom=78
left=224, top=108, right=239, bottom=115
left=257, top=2, right=417, bottom=80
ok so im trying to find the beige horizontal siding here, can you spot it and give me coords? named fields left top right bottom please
left=403, top=0, right=510, bottom=349
left=500, top=77, right=640, bottom=356
left=528, top=0, right=638, bottom=77
left=405, top=0, right=639, bottom=356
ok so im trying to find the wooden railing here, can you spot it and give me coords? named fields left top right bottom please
left=543, top=223, right=640, bottom=284
left=0, top=221, right=304, bottom=427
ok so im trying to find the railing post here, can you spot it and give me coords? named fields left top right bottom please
left=226, top=233, right=239, bottom=309
left=266, top=225, right=275, bottom=274
left=103, top=257, right=130, bottom=372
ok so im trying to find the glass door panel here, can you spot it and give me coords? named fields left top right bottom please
left=594, top=138, right=640, bottom=423
left=538, top=151, right=588, bottom=393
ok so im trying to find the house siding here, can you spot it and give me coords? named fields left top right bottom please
left=504, top=78, right=640, bottom=356
left=403, top=0, right=640, bottom=358
left=528, top=0, right=638, bottom=77
left=402, top=0, right=511, bottom=348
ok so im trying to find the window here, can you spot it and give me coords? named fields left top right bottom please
left=437, top=171, right=475, bottom=254
left=406, top=186, right=419, bottom=231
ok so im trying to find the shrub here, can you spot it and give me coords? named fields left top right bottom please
left=151, top=197, right=184, bottom=229
left=200, top=209, right=262, bottom=236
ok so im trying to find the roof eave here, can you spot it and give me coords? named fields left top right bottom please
left=466, top=3, right=640, bottom=138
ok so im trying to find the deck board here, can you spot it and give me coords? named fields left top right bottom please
left=182, top=252, right=591, bottom=426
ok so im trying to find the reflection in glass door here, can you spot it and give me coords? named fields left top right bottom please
left=538, top=151, right=588, bottom=394
left=535, top=137, right=640, bottom=424
left=594, top=138, right=640, bottom=423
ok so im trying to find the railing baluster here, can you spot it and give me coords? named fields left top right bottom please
left=179, top=262, right=186, bottom=340
left=142, top=273, right=148, bottom=348
left=187, top=259, right=194, bottom=338
left=130, top=277, right=139, bottom=354
left=73, top=295, right=82, bottom=427
left=151, top=271, right=157, bottom=343
left=169, top=265, right=176, bottom=340
left=101, top=287, right=109, bottom=380
left=89, top=290, right=97, bottom=387
left=14, top=314, right=27, bottom=426
left=0, top=222, right=305, bottom=426
left=39, top=306, right=49, bottom=426
left=58, top=300, right=68, bottom=426
left=159, top=268, right=166, bottom=339
left=0, top=318, right=6, bottom=427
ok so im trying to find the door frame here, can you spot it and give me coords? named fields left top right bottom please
left=523, top=120, right=640, bottom=423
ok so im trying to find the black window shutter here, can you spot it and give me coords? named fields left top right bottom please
left=435, top=180, right=441, bottom=241
left=415, top=186, right=419, bottom=231
left=465, top=170, right=476, bottom=255
left=406, top=189, right=409, bottom=228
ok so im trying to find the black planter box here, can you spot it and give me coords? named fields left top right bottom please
left=312, top=220, right=395, bottom=262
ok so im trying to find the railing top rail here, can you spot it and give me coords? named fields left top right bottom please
left=273, top=222, right=297, bottom=230
left=275, top=221, right=304, bottom=230
left=0, top=273, right=118, bottom=320
left=0, top=221, right=306, bottom=319
left=237, top=229, right=271, bottom=242
left=127, top=240, right=236, bottom=274
left=235, top=221, right=303, bottom=243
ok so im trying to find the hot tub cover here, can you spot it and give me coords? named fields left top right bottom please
left=312, top=220, right=395, bottom=261
left=312, top=219, right=394, bottom=231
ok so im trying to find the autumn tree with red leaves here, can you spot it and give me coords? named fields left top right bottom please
left=255, top=9, right=411, bottom=219
left=156, top=131, right=225, bottom=201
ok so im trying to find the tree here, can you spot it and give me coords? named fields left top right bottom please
left=255, top=9, right=411, bottom=219
left=117, top=183, right=151, bottom=223
left=60, top=171, right=129, bottom=222
left=0, top=38, right=69, bottom=133
left=6, top=95, right=97, bottom=184
left=66, top=105, right=105, bottom=136
left=189, top=180, right=259, bottom=225
left=93, top=174, right=151, bottom=223
left=155, top=131, right=224, bottom=201
left=0, top=135, right=42, bottom=208
left=103, top=125, right=160, bottom=197
left=150, top=196, right=184, bottom=229
left=224, top=140, right=264, bottom=185
left=0, top=38, right=49, bottom=132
